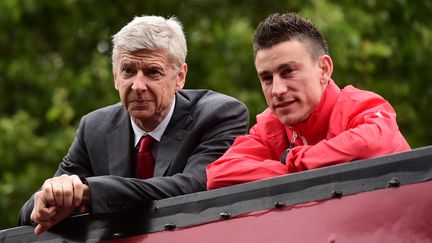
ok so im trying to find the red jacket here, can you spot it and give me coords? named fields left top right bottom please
left=207, top=80, right=410, bottom=189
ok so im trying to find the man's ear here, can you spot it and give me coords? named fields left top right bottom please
left=113, top=66, right=119, bottom=90
left=319, top=55, right=333, bottom=84
left=175, top=63, right=187, bottom=91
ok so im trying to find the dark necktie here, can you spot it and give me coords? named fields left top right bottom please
left=137, top=136, right=155, bottom=179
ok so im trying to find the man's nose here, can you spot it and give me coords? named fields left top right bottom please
left=271, top=75, right=287, bottom=98
left=131, top=72, right=148, bottom=92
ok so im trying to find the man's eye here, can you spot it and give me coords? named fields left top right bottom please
left=261, top=76, right=273, bottom=84
left=146, top=69, right=163, bottom=78
left=280, top=68, right=294, bottom=78
left=121, top=67, right=135, bottom=77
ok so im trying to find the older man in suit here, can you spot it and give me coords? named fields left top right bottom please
left=18, top=15, right=249, bottom=234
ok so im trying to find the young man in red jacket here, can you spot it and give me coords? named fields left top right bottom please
left=206, top=13, right=410, bottom=190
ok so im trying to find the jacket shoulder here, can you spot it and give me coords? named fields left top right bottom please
left=330, top=85, right=396, bottom=132
left=178, top=89, right=248, bottom=117
left=80, top=103, right=127, bottom=130
left=179, top=89, right=245, bottom=106
left=336, top=85, right=391, bottom=115
left=339, top=85, right=386, bottom=103
left=84, top=103, right=124, bottom=119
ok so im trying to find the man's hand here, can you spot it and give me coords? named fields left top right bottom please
left=30, top=174, right=90, bottom=235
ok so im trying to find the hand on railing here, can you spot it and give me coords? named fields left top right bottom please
left=30, top=174, right=89, bottom=235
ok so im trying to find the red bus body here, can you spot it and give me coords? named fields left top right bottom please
left=2, top=146, right=432, bottom=243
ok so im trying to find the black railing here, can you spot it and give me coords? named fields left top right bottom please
left=2, top=146, right=432, bottom=242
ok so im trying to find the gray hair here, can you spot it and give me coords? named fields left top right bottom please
left=112, top=15, right=187, bottom=69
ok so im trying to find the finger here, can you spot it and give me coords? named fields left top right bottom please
left=32, top=211, right=55, bottom=223
left=72, top=176, right=84, bottom=207
left=41, top=181, right=55, bottom=206
left=31, top=191, right=43, bottom=221
left=34, top=221, right=54, bottom=235
left=51, top=179, right=64, bottom=207
left=34, top=205, right=74, bottom=235
left=31, top=192, right=56, bottom=223
left=62, top=178, right=74, bottom=208
left=33, top=210, right=56, bottom=235
left=34, top=223, right=43, bottom=235
left=33, top=207, right=57, bottom=223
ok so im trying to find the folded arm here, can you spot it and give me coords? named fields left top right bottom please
left=207, top=95, right=410, bottom=190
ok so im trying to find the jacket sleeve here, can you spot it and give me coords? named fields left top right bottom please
left=285, top=91, right=411, bottom=173
left=206, top=123, right=287, bottom=190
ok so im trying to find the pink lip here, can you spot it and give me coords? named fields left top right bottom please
left=130, top=100, right=153, bottom=108
left=273, top=100, right=295, bottom=110
left=131, top=99, right=153, bottom=103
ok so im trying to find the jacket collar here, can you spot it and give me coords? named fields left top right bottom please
left=153, top=91, right=193, bottom=176
left=257, top=79, right=341, bottom=148
left=105, top=92, right=193, bottom=177
left=295, top=79, right=340, bottom=144
left=107, top=104, right=134, bottom=177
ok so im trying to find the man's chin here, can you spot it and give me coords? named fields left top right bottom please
left=277, top=115, right=302, bottom=127
left=129, top=110, right=155, bottom=119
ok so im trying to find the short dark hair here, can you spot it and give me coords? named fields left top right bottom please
left=253, top=12, right=328, bottom=60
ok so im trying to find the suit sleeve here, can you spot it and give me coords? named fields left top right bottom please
left=85, top=97, right=249, bottom=214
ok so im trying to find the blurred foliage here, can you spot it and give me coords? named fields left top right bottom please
left=1, top=0, right=431, bottom=228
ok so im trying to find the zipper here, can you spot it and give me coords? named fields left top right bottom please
left=290, top=131, right=297, bottom=148
left=290, top=130, right=308, bottom=148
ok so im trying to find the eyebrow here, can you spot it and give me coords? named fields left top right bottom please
left=120, top=61, right=133, bottom=67
left=257, top=61, right=298, bottom=77
left=277, top=62, right=299, bottom=71
left=257, top=70, right=270, bottom=77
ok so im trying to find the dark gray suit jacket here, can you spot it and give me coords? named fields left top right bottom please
left=18, top=89, right=249, bottom=225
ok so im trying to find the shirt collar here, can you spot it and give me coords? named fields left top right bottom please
left=131, top=96, right=176, bottom=147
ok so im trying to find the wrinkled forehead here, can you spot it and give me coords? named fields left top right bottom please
left=114, top=48, right=176, bottom=69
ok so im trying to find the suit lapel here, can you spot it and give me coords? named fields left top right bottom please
left=153, top=92, right=192, bottom=176
left=107, top=106, right=134, bottom=177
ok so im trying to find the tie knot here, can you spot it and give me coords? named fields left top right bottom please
left=139, top=136, right=154, bottom=152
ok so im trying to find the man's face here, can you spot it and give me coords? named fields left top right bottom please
left=113, top=49, right=186, bottom=130
left=255, top=40, right=329, bottom=126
